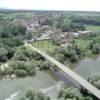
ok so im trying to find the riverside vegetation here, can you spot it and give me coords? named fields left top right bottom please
left=0, top=11, right=100, bottom=100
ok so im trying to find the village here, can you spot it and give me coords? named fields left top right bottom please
left=23, top=16, right=92, bottom=47
left=0, top=11, right=100, bottom=100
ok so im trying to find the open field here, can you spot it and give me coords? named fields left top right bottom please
left=32, top=40, right=58, bottom=52
left=74, top=38, right=92, bottom=49
left=85, top=25, right=100, bottom=33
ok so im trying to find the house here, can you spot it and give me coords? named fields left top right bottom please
left=78, top=31, right=92, bottom=36
left=37, top=33, right=50, bottom=41
left=50, top=30, right=73, bottom=44
left=26, top=23, right=40, bottom=33
left=39, top=25, right=52, bottom=33
left=72, top=32, right=79, bottom=38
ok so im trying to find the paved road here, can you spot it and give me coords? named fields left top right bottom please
left=25, top=42, right=100, bottom=99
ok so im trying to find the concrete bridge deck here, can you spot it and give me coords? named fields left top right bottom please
left=25, top=43, right=100, bottom=99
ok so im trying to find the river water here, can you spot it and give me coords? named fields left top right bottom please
left=0, top=56, right=100, bottom=100
left=0, top=71, right=60, bottom=100
left=74, top=56, right=100, bottom=78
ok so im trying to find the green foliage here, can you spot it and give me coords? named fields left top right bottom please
left=26, top=90, right=35, bottom=100
left=88, top=72, right=100, bottom=89
left=70, top=53, right=78, bottom=63
left=84, top=96, right=93, bottom=100
left=0, top=47, right=8, bottom=62
left=53, top=47, right=79, bottom=63
left=11, top=23, right=26, bottom=36
left=73, top=15, right=100, bottom=26
left=39, top=61, right=51, bottom=70
left=61, top=18, right=72, bottom=31
left=55, top=53, right=65, bottom=63
left=0, top=22, right=26, bottom=38
left=0, top=38, right=24, bottom=62
left=58, top=87, right=84, bottom=100
left=13, top=49, right=28, bottom=61
left=0, top=38, right=24, bottom=47
left=26, top=90, right=50, bottom=100
left=6, top=46, right=15, bottom=59
left=85, top=25, right=100, bottom=33
left=0, top=47, right=8, bottom=56
left=15, top=69, right=27, bottom=77
left=26, top=61, right=36, bottom=75
left=19, top=97, right=26, bottom=100
left=14, top=46, right=45, bottom=61
left=52, top=16, right=85, bottom=31
left=92, top=43, right=100, bottom=54
left=8, top=61, right=36, bottom=77
left=32, top=40, right=58, bottom=53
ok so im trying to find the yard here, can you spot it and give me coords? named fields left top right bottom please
left=74, top=38, right=92, bottom=49
left=32, top=40, right=58, bottom=52
left=74, top=33, right=100, bottom=57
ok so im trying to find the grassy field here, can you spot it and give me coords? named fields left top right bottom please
left=85, top=25, right=100, bottom=33
left=74, top=33, right=100, bottom=57
left=32, top=40, right=58, bottom=52
left=75, top=38, right=92, bottom=49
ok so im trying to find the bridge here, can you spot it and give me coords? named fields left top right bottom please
left=25, top=42, right=100, bottom=99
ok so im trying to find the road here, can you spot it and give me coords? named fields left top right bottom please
left=25, top=42, right=100, bottom=99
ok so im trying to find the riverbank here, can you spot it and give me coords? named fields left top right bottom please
left=0, top=70, right=60, bottom=100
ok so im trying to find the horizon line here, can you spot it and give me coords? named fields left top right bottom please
left=0, top=8, right=100, bottom=13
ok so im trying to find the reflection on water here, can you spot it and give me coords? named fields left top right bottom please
left=0, top=56, right=100, bottom=100
left=0, top=71, right=59, bottom=100
left=5, top=91, right=20, bottom=100
left=40, top=81, right=64, bottom=99
left=74, top=56, right=100, bottom=78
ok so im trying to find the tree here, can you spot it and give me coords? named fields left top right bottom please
left=13, top=50, right=27, bottom=61
left=69, top=50, right=78, bottom=63
left=19, top=97, right=26, bottom=100
left=87, top=72, right=100, bottom=89
left=26, top=90, right=49, bottom=100
left=9, top=61, right=26, bottom=70
left=26, top=61, right=36, bottom=76
left=92, top=43, right=100, bottom=54
left=8, top=60, right=37, bottom=77
left=61, top=18, right=72, bottom=32
left=71, top=23, right=85, bottom=31
left=84, top=96, right=93, bottom=100
left=35, top=92, right=45, bottom=100
left=75, top=45, right=81, bottom=55
left=11, top=23, right=26, bottom=36
left=0, top=21, right=26, bottom=37
left=6, top=46, right=15, bottom=59
left=70, top=54, right=78, bottom=63
left=58, top=87, right=84, bottom=100
left=1, top=38, right=23, bottom=47
left=32, top=52, right=45, bottom=61
left=26, top=90, right=35, bottom=100
left=39, top=61, right=50, bottom=70
left=15, top=69, right=27, bottom=77
left=0, top=47, right=8, bottom=62
left=55, top=54, right=65, bottom=63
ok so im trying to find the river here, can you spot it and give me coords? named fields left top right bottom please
left=0, top=56, right=100, bottom=100
left=0, top=71, right=60, bottom=100
left=74, top=56, right=100, bottom=78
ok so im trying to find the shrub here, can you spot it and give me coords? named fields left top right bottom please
left=92, top=43, right=100, bottom=54
left=15, top=69, right=27, bottom=77
left=26, top=62, right=36, bottom=76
